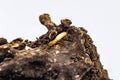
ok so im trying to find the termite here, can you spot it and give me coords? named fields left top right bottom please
left=48, top=32, right=67, bottom=46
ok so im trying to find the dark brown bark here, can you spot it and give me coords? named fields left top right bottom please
left=0, top=14, right=110, bottom=80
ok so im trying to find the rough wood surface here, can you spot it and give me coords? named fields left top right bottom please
left=0, top=14, right=110, bottom=80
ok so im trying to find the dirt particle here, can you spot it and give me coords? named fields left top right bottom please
left=85, top=57, right=92, bottom=65
left=0, top=38, right=8, bottom=45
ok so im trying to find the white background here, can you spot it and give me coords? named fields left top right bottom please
left=0, top=0, right=120, bottom=79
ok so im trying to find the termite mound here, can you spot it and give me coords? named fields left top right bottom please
left=0, top=13, right=110, bottom=80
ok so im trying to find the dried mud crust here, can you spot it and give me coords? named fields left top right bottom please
left=0, top=14, right=110, bottom=80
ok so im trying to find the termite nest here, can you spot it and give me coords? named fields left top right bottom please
left=0, top=13, right=110, bottom=80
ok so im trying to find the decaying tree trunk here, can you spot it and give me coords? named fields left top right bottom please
left=0, top=14, right=110, bottom=80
